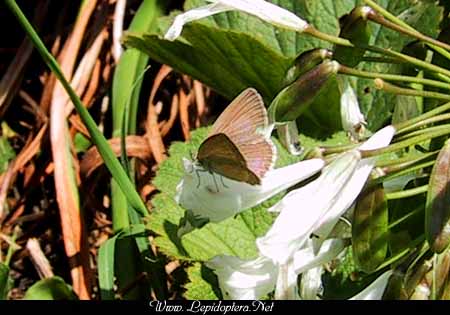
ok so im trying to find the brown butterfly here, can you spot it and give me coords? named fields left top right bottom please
left=195, top=88, right=276, bottom=185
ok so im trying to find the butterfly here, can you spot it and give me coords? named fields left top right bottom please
left=195, top=88, right=276, bottom=185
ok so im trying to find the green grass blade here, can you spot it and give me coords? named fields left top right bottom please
left=98, top=234, right=119, bottom=300
left=0, top=263, right=10, bottom=300
left=111, top=0, right=166, bottom=231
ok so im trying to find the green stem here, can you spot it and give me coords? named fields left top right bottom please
left=360, top=56, right=404, bottom=64
left=395, top=124, right=450, bottom=142
left=304, top=26, right=353, bottom=47
left=387, top=205, right=423, bottom=229
left=374, top=79, right=450, bottom=101
left=362, top=45, right=450, bottom=78
left=376, top=150, right=438, bottom=168
left=364, top=0, right=450, bottom=62
left=362, top=126, right=450, bottom=157
left=306, top=22, right=450, bottom=79
left=367, top=9, right=450, bottom=53
left=339, top=65, right=450, bottom=91
left=4, top=0, right=148, bottom=216
left=395, top=101, right=450, bottom=131
left=397, top=113, right=450, bottom=135
left=373, top=160, right=433, bottom=187
left=386, top=184, right=428, bottom=199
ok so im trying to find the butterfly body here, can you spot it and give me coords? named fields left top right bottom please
left=195, top=88, right=276, bottom=185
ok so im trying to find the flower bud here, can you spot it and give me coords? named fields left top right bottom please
left=352, top=183, right=388, bottom=273
left=426, top=139, right=450, bottom=253
left=283, top=49, right=333, bottom=86
left=333, top=6, right=372, bottom=67
left=269, top=60, right=340, bottom=122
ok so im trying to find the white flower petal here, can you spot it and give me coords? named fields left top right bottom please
left=165, top=0, right=309, bottom=41
left=311, top=125, right=396, bottom=251
left=257, top=151, right=361, bottom=265
left=358, top=125, right=396, bottom=151
left=164, top=3, right=232, bottom=40
left=340, top=82, right=366, bottom=141
left=293, top=238, right=347, bottom=275
left=206, top=255, right=277, bottom=300
left=274, top=261, right=300, bottom=300
left=300, top=266, right=323, bottom=300
left=175, top=158, right=324, bottom=224
left=349, top=270, right=393, bottom=300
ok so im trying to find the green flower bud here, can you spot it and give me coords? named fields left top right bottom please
left=269, top=60, right=339, bottom=122
left=333, top=6, right=372, bottom=67
left=426, top=139, right=450, bottom=253
left=283, top=48, right=332, bottom=86
left=352, top=183, right=388, bottom=273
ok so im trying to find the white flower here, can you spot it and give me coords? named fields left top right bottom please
left=164, top=0, right=309, bottom=41
left=256, top=125, right=395, bottom=264
left=340, top=81, right=367, bottom=141
left=175, top=157, right=324, bottom=236
left=300, top=266, right=323, bottom=300
left=206, top=255, right=277, bottom=300
left=206, top=238, right=345, bottom=300
left=349, top=270, right=393, bottom=300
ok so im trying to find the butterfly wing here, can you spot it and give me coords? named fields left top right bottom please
left=209, top=88, right=276, bottom=179
left=197, top=133, right=260, bottom=185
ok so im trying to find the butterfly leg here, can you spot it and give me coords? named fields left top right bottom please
left=219, top=175, right=229, bottom=189
left=195, top=169, right=202, bottom=188
left=210, top=172, right=220, bottom=193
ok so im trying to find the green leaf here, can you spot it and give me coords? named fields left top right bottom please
left=352, top=184, right=389, bottom=273
left=184, top=263, right=220, bottom=300
left=98, top=234, right=119, bottom=300
left=0, top=263, right=10, bottom=300
left=97, top=224, right=149, bottom=300
left=23, top=277, right=77, bottom=300
left=124, top=0, right=357, bottom=130
left=0, top=135, right=15, bottom=174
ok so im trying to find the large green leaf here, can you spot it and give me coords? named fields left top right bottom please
left=124, top=0, right=358, bottom=134
left=23, top=277, right=77, bottom=300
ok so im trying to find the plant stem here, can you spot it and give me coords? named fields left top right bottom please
left=305, top=24, right=450, bottom=79
left=364, top=0, right=450, bottom=62
left=395, top=124, right=450, bottom=142
left=374, top=79, right=450, bottom=101
left=339, top=65, right=450, bottom=91
left=395, top=101, right=450, bottom=131
left=4, top=0, right=148, bottom=216
left=397, top=113, right=450, bottom=135
left=386, top=184, right=428, bottom=199
left=362, top=126, right=450, bottom=157
left=367, top=9, right=450, bottom=52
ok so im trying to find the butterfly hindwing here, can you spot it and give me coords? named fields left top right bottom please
left=197, top=133, right=260, bottom=185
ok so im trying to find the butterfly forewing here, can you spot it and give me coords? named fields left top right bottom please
left=209, top=88, right=269, bottom=140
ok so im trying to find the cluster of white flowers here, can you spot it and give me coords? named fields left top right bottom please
left=168, top=0, right=393, bottom=300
